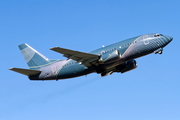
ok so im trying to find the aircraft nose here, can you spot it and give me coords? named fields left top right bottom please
left=167, top=36, right=173, bottom=42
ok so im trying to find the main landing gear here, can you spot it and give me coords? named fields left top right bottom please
left=154, top=48, right=163, bottom=54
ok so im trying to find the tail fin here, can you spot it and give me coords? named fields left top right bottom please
left=19, top=43, right=50, bottom=69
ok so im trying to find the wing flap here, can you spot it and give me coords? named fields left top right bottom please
left=50, top=47, right=100, bottom=67
left=9, top=68, right=41, bottom=76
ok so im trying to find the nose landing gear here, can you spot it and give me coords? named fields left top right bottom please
left=154, top=48, right=163, bottom=54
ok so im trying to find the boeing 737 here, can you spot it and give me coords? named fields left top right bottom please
left=9, top=33, right=173, bottom=80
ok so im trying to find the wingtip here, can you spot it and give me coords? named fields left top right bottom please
left=9, top=67, right=14, bottom=70
left=50, top=47, right=59, bottom=50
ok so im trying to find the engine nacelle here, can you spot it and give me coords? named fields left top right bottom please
left=116, top=60, right=138, bottom=73
left=99, top=50, right=120, bottom=64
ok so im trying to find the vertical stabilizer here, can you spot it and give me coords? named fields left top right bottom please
left=19, top=43, right=50, bottom=69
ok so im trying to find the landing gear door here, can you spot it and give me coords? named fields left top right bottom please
left=143, top=35, right=149, bottom=45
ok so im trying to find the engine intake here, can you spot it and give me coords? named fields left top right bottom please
left=116, top=60, right=138, bottom=73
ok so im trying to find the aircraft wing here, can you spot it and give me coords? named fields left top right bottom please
left=50, top=47, right=100, bottom=67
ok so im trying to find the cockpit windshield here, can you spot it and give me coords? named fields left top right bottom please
left=154, top=34, right=162, bottom=37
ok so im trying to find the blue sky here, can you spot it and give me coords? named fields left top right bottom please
left=1, top=0, right=180, bottom=120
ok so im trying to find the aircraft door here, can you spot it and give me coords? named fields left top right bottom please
left=143, top=35, right=149, bottom=45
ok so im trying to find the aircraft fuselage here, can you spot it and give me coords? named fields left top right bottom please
left=28, top=33, right=173, bottom=80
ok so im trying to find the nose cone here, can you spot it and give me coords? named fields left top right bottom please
left=167, top=36, right=173, bottom=42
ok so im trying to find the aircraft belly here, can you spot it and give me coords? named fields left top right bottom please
left=57, top=64, right=94, bottom=79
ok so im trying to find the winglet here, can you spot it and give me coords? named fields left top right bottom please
left=9, top=68, right=41, bottom=76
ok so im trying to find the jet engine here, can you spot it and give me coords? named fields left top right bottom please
left=116, top=60, right=138, bottom=73
left=99, top=50, right=121, bottom=64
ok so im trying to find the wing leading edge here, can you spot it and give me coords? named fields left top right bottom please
left=50, top=47, right=100, bottom=67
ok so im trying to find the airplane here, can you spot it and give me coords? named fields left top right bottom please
left=9, top=33, right=173, bottom=81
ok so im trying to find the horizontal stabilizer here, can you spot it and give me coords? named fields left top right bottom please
left=9, top=68, right=41, bottom=76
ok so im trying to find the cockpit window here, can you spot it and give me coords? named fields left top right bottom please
left=154, top=34, right=162, bottom=37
